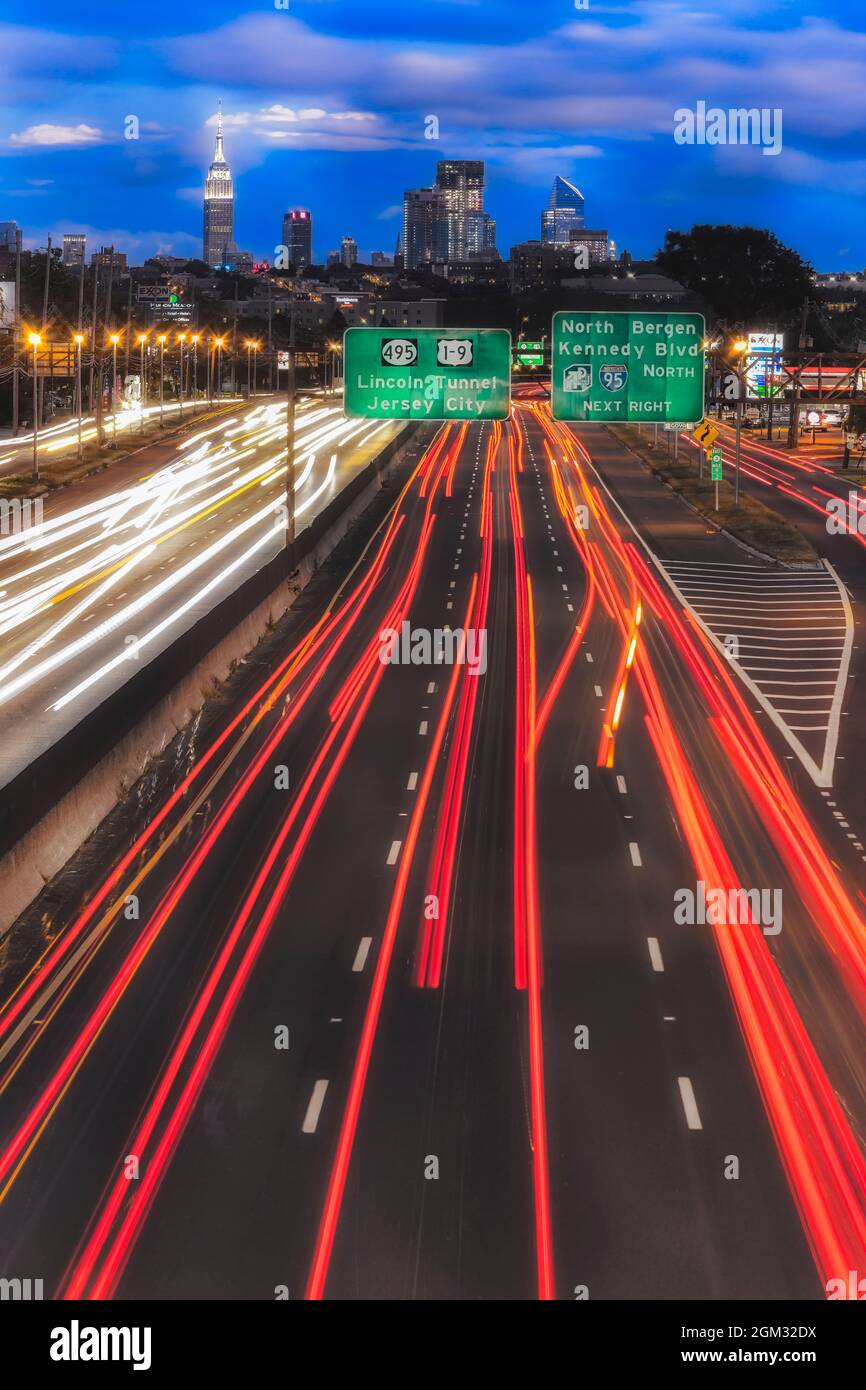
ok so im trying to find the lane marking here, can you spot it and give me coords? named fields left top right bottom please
left=352, top=937, right=372, bottom=972
left=616, top=775, right=627, bottom=794
left=677, top=1076, right=703, bottom=1131
left=386, top=839, right=402, bottom=865
left=407, top=771, right=418, bottom=790
left=419, top=720, right=428, bottom=735
left=629, top=842, right=642, bottom=867
left=647, top=937, right=664, bottom=972
left=302, top=1079, right=329, bottom=1134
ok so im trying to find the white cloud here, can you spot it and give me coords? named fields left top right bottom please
left=9, top=123, right=105, bottom=147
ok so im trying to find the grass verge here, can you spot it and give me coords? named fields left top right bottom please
left=608, top=423, right=818, bottom=566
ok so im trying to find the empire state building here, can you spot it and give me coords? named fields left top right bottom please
left=203, top=103, right=234, bottom=267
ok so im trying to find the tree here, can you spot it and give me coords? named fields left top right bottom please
left=657, top=225, right=814, bottom=326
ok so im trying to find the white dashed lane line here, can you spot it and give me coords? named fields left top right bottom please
left=677, top=1076, right=703, bottom=1131
left=301, top=1080, right=329, bottom=1134
left=629, top=842, right=642, bottom=867
left=386, top=839, right=402, bottom=865
left=352, top=937, right=372, bottom=972
left=616, top=775, right=628, bottom=794
left=647, top=937, right=665, bottom=973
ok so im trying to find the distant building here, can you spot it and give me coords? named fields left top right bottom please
left=203, top=101, right=235, bottom=267
left=375, top=299, right=445, bottom=328
left=0, top=222, right=20, bottom=252
left=568, top=228, right=610, bottom=266
left=430, top=257, right=505, bottom=286
left=282, top=209, right=312, bottom=270
left=402, top=188, right=447, bottom=270
left=509, top=240, right=574, bottom=291
left=541, top=176, right=585, bottom=244
left=559, top=273, right=687, bottom=302
left=327, top=250, right=341, bottom=267
left=341, top=236, right=358, bottom=268
left=62, top=233, right=86, bottom=267
left=370, top=251, right=393, bottom=267
left=509, top=231, right=610, bottom=290
left=436, top=160, right=485, bottom=260
left=90, top=246, right=128, bottom=273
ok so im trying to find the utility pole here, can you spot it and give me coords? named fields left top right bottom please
left=787, top=299, right=809, bottom=448
left=267, top=277, right=274, bottom=393
left=40, top=234, right=52, bottom=427
left=125, top=274, right=133, bottom=384
left=11, top=229, right=21, bottom=436
left=88, top=257, right=99, bottom=412
left=286, top=303, right=296, bottom=551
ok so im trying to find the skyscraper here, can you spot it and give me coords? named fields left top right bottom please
left=402, top=188, right=447, bottom=270
left=341, top=236, right=358, bottom=268
left=435, top=160, right=485, bottom=260
left=203, top=102, right=235, bottom=267
left=62, top=233, right=86, bottom=267
left=282, top=209, right=312, bottom=269
left=541, top=176, right=585, bottom=244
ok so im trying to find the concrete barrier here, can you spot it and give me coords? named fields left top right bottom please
left=0, top=424, right=418, bottom=933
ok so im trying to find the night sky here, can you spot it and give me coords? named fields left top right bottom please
left=1, top=0, right=864, bottom=269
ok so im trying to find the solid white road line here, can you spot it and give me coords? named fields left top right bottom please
left=302, top=1080, right=329, bottom=1134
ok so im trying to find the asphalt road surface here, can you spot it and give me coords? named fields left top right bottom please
left=0, top=407, right=863, bottom=1300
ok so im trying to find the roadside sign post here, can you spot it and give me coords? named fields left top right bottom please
left=692, top=418, right=719, bottom=482
left=710, top=446, right=723, bottom=509
left=551, top=311, right=705, bottom=424
left=343, top=328, right=510, bottom=421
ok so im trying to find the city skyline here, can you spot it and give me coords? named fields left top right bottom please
left=1, top=1, right=864, bottom=270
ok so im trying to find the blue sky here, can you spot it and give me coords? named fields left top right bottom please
left=1, top=0, right=864, bottom=269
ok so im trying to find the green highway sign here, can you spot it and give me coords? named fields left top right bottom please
left=711, top=460, right=723, bottom=480
left=343, top=327, right=511, bottom=420
left=551, top=312, right=705, bottom=424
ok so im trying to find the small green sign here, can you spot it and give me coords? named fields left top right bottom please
left=343, top=327, right=511, bottom=420
left=711, top=460, right=723, bottom=481
left=551, top=311, right=705, bottom=424
left=710, top=446, right=723, bottom=463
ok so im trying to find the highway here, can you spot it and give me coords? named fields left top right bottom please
left=0, top=408, right=863, bottom=1300
left=0, top=395, right=400, bottom=787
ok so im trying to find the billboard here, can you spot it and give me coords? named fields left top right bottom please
left=0, top=281, right=16, bottom=328
left=746, top=331, right=783, bottom=398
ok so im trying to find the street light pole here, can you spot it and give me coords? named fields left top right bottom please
left=158, top=335, right=166, bottom=426
left=177, top=334, right=186, bottom=423
left=28, top=332, right=41, bottom=481
left=74, top=334, right=84, bottom=458
left=138, top=334, right=147, bottom=431
left=109, top=334, right=120, bottom=446
left=286, top=306, right=296, bottom=551
left=191, top=334, right=200, bottom=411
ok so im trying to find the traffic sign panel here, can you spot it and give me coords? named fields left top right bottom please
left=551, top=311, right=705, bottom=423
left=692, top=418, right=719, bottom=449
left=343, top=327, right=510, bottom=420
left=711, top=460, right=723, bottom=481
